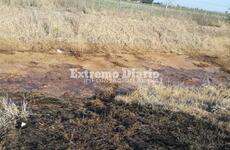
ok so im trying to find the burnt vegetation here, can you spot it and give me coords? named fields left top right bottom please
left=1, top=91, right=230, bottom=149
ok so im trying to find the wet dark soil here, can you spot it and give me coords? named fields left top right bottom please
left=0, top=91, right=229, bottom=149
left=0, top=60, right=230, bottom=149
left=157, top=66, right=230, bottom=87
left=0, top=63, right=229, bottom=99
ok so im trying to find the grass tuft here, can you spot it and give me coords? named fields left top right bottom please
left=115, top=84, right=230, bottom=130
left=0, top=96, right=28, bottom=131
left=0, top=97, right=19, bottom=129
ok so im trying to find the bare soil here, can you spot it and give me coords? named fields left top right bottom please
left=0, top=50, right=230, bottom=149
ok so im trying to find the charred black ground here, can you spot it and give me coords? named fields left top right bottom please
left=0, top=91, right=230, bottom=149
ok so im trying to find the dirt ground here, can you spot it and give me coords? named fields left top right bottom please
left=0, top=1, right=230, bottom=148
left=0, top=50, right=230, bottom=149
left=0, top=50, right=229, bottom=91
left=1, top=91, right=230, bottom=149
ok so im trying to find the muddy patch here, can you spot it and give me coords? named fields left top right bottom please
left=0, top=49, right=14, bottom=55
left=0, top=64, right=97, bottom=99
left=157, top=66, right=230, bottom=87
left=0, top=63, right=229, bottom=98
left=190, top=55, right=230, bottom=74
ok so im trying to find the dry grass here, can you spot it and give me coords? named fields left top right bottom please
left=0, top=96, right=28, bottom=131
left=0, top=0, right=90, bottom=9
left=0, top=0, right=229, bottom=58
left=115, top=84, right=230, bottom=130
left=0, top=97, right=19, bottom=129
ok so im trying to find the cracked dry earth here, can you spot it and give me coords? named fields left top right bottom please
left=0, top=50, right=230, bottom=149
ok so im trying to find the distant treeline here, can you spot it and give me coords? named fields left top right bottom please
left=141, top=0, right=154, bottom=4
left=122, top=0, right=227, bottom=15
